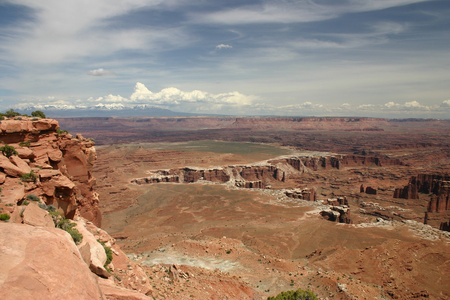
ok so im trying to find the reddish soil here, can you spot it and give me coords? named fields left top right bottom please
left=82, top=117, right=450, bottom=299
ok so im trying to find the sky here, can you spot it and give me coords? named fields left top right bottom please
left=0, top=0, right=449, bottom=118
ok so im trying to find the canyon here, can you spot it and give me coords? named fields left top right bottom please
left=1, top=116, right=449, bottom=299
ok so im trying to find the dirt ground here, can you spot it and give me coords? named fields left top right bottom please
left=94, top=138, right=449, bottom=299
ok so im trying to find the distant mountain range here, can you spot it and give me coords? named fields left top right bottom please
left=17, top=106, right=198, bottom=118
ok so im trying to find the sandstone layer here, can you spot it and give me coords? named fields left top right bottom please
left=0, top=117, right=155, bottom=299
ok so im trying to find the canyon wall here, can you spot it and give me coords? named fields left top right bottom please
left=0, top=118, right=101, bottom=225
left=0, top=117, right=154, bottom=299
left=132, top=154, right=403, bottom=188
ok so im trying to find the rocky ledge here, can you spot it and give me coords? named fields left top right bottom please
left=0, top=117, right=153, bottom=299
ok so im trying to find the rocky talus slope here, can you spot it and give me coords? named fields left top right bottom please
left=0, top=118, right=153, bottom=299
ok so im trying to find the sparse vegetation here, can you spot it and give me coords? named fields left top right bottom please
left=21, top=171, right=37, bottom=182
left=19, top=141, right=31, bottom=147
left=56, top=217, right=83, bottom=244
left=48, top=210, right=83, bottom=244
left=31, top=110, right=46, bottom=119
left=3, top=109, right=20, bottom=118
left=99, top=240, right=113, bottom=267
left=0, top=144, right=18, bottom=157
left=39, top=203, right=56, bottom=212
left=0, top=213, right=10, bottom=221
left=56, top=129, right=69, bottom=135
left=26, top=194, right=40, bottom=202
left=267, top=289, right=318, bottom=300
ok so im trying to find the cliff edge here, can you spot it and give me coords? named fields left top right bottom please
left=0, top=116, right=153, bottom=299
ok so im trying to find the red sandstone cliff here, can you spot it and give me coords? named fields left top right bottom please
left=0, top=118, right=101, bottom=225
left=132, top=153, right=403, bottom=189
left=0, top=117, right=153, bottom=299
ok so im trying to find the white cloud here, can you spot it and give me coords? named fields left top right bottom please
left=216, top=44, right=233, bottom=50
left=129, top=82, right=254, bottom=106
left=0, top=0, right=188, bottom=65
left=440, top=100, right=450, bottom=107
left=381, top=100, right=430, bottom=111
left=87, top=68, right=115, bottom=76
left=192, top=0, right=429, bottom=25
left=95, top=94, right=128, bottom=103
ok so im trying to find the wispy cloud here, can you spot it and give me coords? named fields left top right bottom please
left=87, top=68, right=116, bottom=76
left=1, top=0, right=448, bottom=119
left=191, top=0, right=430, bottom=25
left=0, top=0, right=187, bottom=65
left=215, top=44, right=233, bottom=50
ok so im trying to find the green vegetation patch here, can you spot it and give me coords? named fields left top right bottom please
left=0, top=213, right=10, bottom=221
left=268, top=288, right=318, bottom=300
left=47, top=209, right=83, bottom=244
left=99, top=240, right=113, bottom=267
left=21, top=171, right=37, bottom=182
left=0, top=144, right=18, bottom=158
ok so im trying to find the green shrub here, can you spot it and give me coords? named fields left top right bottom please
left=39, top=203, right=57, bottom=212
left=26, top=194, right=40, bottom=201
left=21, top=171, right=37, bottom=182
left=56, top=129, right=69, bottom=135
left=99, top=240, right=113, bottom=267
left=4, top=109, right=20, bottom=118
left=0, top=213, right=10, bottom=221
left=15, top=117, right=22, bottom=120
left=56, top=217, right=83, bottom=244
left=31, top=110, right=46, bottom=118
left=19, top=141, right=31, bottom=147
left=267, top=289, right=318, bottom=300
left=0, top=144, right=18, bottom=157
left=65, top=226, right=83, bottom=244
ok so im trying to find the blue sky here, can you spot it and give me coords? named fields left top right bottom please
left=0, top=0, right=449, bottom=118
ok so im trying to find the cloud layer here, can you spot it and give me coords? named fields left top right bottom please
left=14, top=82, right=450, bottom=118
left=0, top=0, right=449, bottom=119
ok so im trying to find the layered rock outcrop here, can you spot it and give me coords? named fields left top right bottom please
left=394, top=174, right=449, bottom=231
left=285, top=188, right=317, bottom=201
left=131, top=153, right=400, bottom=190
left=0, top=118, right=101, bottom=225
left=0, top=117, right=153, bottom=299
left=393, top=174, right=449, bottom=202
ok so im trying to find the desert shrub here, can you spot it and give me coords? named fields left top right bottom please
left=4, top=109, right=20, bottom=118
left=26, top=194, right=40, bottom=201
left=31, top=110, right=46, bottom=118
left=39, top=203, right=57, bottom=212
left=19, top=141, right=31, bottom=147
left=56, top=129, right=69, bottom=135
left=0, top=116, right=4, bottom=120
left=267, top=289, right=318, bottom=300
left=0, top=144, right=18, bottom=157
left=15, top=117, right=22, bottom=120
left=0, top=213, right=10, bottom=221
left=55, top=217, right=83, bottom=244
left=21, top=171, right=37, bottom=182
left=99, top=240, right=113, bottom=267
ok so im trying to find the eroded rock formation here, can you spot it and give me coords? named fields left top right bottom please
left=0, top=117, right=153, bottom=299
left=131, top=153, right=401, bottom=191
left=0, top=118, right=101, bottom=225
